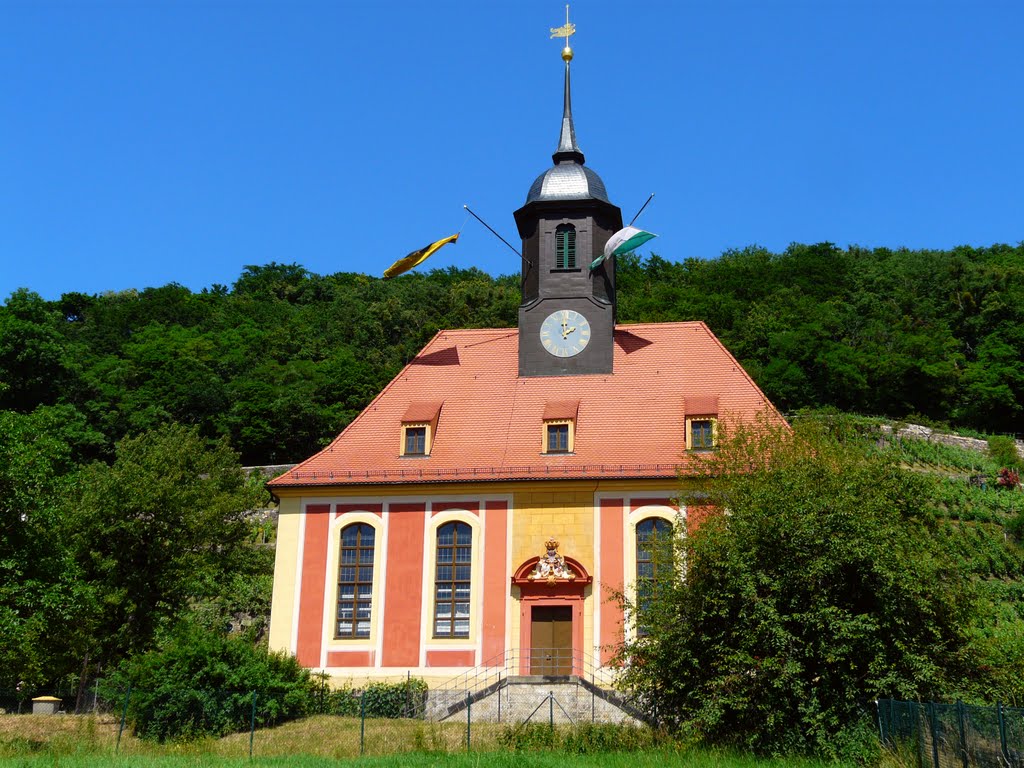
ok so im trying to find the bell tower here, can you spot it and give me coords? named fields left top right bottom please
left=514, top=18, right=622, bottom=378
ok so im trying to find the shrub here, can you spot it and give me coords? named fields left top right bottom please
left=312, top=677, right=428, bottom=718
left=988, top=436, right=1022, bottom=469
left=614, top=419, right=983, bottom=759
left=105, top=623, right=314, bottom=741
left=363, top=678, right=428, bottom=718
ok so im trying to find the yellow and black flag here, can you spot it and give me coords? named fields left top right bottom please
left=383, top=233, right=459, bottom=279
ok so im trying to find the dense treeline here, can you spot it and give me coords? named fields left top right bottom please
left=1, top=264, right=519, bottom=465
left=2, top=243, right=1021, bottom=468
left=617, top=242, right=1024, bottom=434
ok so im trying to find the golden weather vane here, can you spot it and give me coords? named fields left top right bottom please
left=550, top=5, right=576, bottom=61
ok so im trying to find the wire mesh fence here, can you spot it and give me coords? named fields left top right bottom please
left=0, top=671, right=646, bottom=759
left=878, top=698, right=1023, bottom=768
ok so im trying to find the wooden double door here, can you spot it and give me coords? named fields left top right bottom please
left=529, top=605, right=573, bottom=675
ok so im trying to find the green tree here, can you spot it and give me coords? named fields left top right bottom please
left=0, top=289, right=78, bottom=412
left=615, top=419, right=980, bottom=757
left=0, top=407, right=97, bottom=690
left=73, top=424, right=268, bottom=665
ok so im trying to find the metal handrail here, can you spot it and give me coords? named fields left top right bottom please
left=429, top=647, right=619, bottom=702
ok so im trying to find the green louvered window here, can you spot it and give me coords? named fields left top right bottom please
left=555, top=225, right=576, bottom=269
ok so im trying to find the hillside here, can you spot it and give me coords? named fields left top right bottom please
left=1, top=241, right=1021, bottom=466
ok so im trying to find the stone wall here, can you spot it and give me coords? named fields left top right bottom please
left=878, top=424, right=1024, bottom=460
left=428, top=677, right=640, bottom=724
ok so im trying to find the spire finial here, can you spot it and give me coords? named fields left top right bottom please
left=550, top=5, right=575, bottom=61
left=549, top=6, right=584, bottom=166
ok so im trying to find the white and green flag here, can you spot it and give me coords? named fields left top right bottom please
left=590, top=226, right=657, bottom=270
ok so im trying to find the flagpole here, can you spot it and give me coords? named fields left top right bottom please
left=463, top=205, right=533, bottom=266
left=628, top=193, right=655, bottom=226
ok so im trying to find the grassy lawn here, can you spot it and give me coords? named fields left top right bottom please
left=0, top=714, right=871, bottom=768
left=0, top=754, right=869, bottom=768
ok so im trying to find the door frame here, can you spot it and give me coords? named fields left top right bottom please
left=511, top=555, right=591, bottom=677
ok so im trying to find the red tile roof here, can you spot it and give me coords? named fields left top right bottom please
left=684, top=395, right=719, bottom=416
left=269, top=322, right=785, bottom=488
left=401, top=401, right=443, bottom=423
left=543, top=400, right=580, bottom=420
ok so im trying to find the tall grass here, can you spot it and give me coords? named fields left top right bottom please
left=0, top=715, right=870, bottom=768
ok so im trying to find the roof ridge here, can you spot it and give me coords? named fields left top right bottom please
left=615, top=321, right=704, bottom=329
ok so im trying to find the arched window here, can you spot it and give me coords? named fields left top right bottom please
left=434, top=521, right=472, bottom=638
left=555, top=224, right=576, bottom=269
left=336, top=523, right=375, bottom=638
left=635, top=517, right=673, bottom=635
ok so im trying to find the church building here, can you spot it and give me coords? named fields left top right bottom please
left=267, top=35, right=784, bottom=685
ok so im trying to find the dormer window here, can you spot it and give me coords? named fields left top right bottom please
left=547, top=423, right=570, bottom=453
left=542, top=400, right=579, bottom=454
left=684, top=395, right=719, bottom=452
left=554, top=224, right=576, bottom=270
left=400, top=401, right=443, bottom=457
left=689, top=419, right=715, bottom=450
left=404, top=426, right=427, bottom=455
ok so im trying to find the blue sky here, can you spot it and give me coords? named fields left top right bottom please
left=3, top=0, right=1022, bottom=301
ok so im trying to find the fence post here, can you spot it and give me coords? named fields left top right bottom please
left=591, top=670, right=595, bottom=724
left=549, top=690, right=554, bottom=731
left=956, top=700, right=968, bottom=768
left=359, top=692, right=366, bottom=756
left=466, top=693, right=472, bottom=752
left=929, top=702, right=940, bottom=768
left=999, top=701, right=1008, bottom=764
left=915, top=701, right=924, bottom=768
left=405, top=671, right=410, bottom=718
left=889, top=699, right=896, bottom=745
left=875, top=700, right=884, bottom=744
left=116, top=684, right=131, bottom=753
left=249, top=691, right=257, bottom=760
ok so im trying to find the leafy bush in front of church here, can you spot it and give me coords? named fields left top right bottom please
left=316, top=677, right=428, bottom=718
left=614, top=419, right=983, bottom=759
left=363, top=678, right=429, bottom=718
left=106, top=623, right=314, bottom=741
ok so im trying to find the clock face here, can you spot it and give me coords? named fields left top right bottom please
left=540, top=309, right=591, bottom=358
